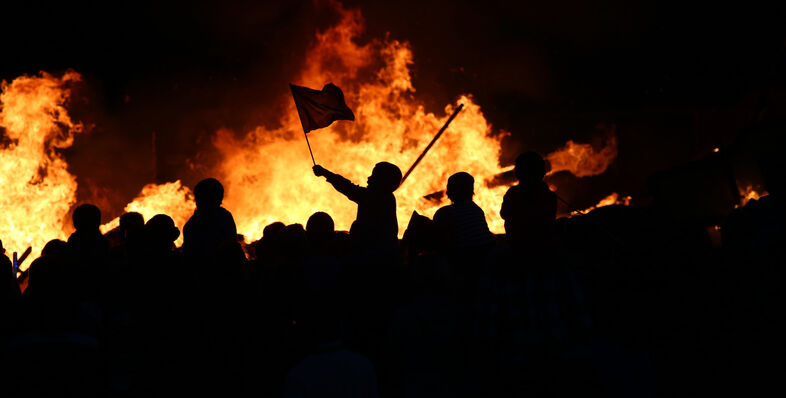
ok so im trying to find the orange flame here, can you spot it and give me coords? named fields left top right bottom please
left=737, top=184, right=768, bottom=208
left=214, top=6, right=511, bottom=238
left=0, top=71, right=83, bottom=262
left=2, top=4, right=625, bottom=254
left=547, top=126, right=618, bottom=177
left=100, top=181, right=195, bottom=247
left=570, top=192, right=632, bottom=216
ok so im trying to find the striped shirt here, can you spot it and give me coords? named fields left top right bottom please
left=433, top=201, right=496, bottom=249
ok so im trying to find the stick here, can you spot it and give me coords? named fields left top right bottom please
left=304, top=132, right=316, bottom=166
left=400, top=104, right=464, bottom=187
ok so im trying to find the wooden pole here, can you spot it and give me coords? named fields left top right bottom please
left=399, top=104, right=463, bottom=187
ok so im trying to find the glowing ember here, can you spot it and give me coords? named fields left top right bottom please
left=100, top=181, right=196, bottom=247
left=0, top=71, right=83, bottom=263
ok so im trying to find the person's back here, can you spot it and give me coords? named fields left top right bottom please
left=500, top=152, right=557, bottom=249
left=183, top=178, right=237, bottom=262
left=433, top=172, right=495, bottom=251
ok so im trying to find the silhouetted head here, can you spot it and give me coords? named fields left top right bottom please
left=0, top=239, right=4, bottom=255
left=368, top=162, right=402, bottom=192
left=72, top=204, right=102, bottom=232
left=194, top=178, right=224, bottom=209
left=27, top=256, right=67, bottom=293
left=119, top=212, right=145, bottom=241
left=306, top=211, right=335, bottom=246
left=279, top=223, right=307, bottom=256
left=144, top=214, right=180, bottom=249
left=263, top=221, right=286, bottom=239
left=515, top=151, right=548, bottom=183
left=42, top=239, right=69, bottom=258
left=446, top=172, right=475, bottom=203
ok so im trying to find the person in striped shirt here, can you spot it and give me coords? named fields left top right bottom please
left=433, top=172, right=496, bottom=255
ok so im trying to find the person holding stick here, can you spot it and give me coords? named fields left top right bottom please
left=313, top=162, right=401, bottom=255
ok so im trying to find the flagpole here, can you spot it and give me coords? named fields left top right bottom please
left=399, top=103, right=464, bottom=187
left=290, top=83, right=317, bottom=166
left=303, top=131, right=316, bottom=166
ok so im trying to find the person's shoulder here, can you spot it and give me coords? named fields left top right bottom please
left=433, top=204, right=452, bottom=220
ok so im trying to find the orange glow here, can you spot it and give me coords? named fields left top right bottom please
left=213, top=6, right=512, bottom=238
left=213, top=6, right=620, bottom=240
left=2, top=5, right=624, bottom=254
left=570, top=192, right=632, bottom=216
left=547, top=127, right=617, bottom=177
left=737, top=184, right=768, bottom=208
left=100, top=181, right=195, bottom=247
left=0, top=71, right=83, bottom=265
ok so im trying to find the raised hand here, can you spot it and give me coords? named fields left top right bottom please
left=313, top=165, right=328, bottom=177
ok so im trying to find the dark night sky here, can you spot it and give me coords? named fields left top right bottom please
left=2, top=0, right=784, bottom=211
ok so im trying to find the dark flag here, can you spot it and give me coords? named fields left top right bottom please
left=290, top=83, right=355, bottom=133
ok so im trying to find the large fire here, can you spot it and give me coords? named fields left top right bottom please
left=212, top=6, right=618, bottom=239
left=1, top=3, right=621, bottom=260
left=0, top=71, right=83, bottom=262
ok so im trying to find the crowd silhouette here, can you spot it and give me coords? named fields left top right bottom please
left=1, top=150, right=784, bottom=397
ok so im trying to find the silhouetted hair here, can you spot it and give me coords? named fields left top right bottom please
left=145, top=214, right=180, bottom=245
left=41, top=239, right=68, bottom=258
left=194, top=178, right=224, bottom=208
left=119, top=212, right=145, bottom=240
left=72, top=204, right=101, bottom=231
left=515, top=151, right=548, bottom=182
left=373, top=161, right=402, bottom=192
left=446, top=172, right=474, bottom=202
left=306, top=211, right=335, bottom=245
left=263, top=221, right=286, bottom=239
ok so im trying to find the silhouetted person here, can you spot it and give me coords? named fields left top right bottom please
left=306, top=211, right=336, bottom=254
left=67, top=203, right=109, bottom=297
left=500, top=152, right=557, bottom=250
left=109, top=212, right=145, bottom=267
left=303, top=212, right=342, bottom=297
left=183, top=178, right=237, bottom=267
left=313, top=162, right=401, bottom=255
left=131, top=214, right=191, bottom=395
left=433, top=172, right=495, bottom=254
left=67, top=203, right=109, bottom=261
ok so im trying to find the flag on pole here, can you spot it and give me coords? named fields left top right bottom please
left=290, top=83, right=355, bottom=133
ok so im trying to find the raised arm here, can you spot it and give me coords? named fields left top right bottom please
left=313, top=165, right=364, bottom=202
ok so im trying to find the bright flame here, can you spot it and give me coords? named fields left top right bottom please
left=100, top=181, right=195, bottom=247
left=569, top=192, right=632, bottom=216
left=0, top=71, right=83, bottom=262
left=214, top=6, right=511, bottom=238
left=1, top=4, right=624, bottom=254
